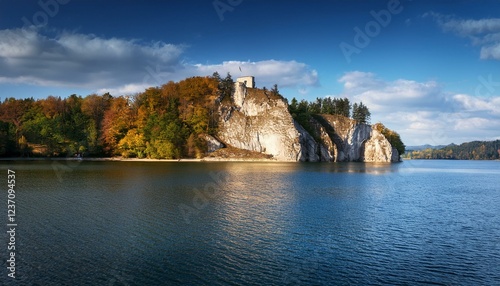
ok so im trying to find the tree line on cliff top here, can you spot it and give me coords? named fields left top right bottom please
left=0, top=73, right=403, bottom=158
left=288, top=96, right=405, bottom=155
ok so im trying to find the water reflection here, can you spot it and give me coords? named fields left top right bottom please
left=302, top=162, right=401, bottom=175
left=3, top=160, right=500, bottom=285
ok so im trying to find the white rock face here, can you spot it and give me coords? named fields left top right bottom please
left=233, top=82, right=246, bottom=108
left=294, top=120, right=320, bottom=161
left=310, top=115, right=395, bottom=163
left=363, top=128, right=393, bottom=162
left=217, top=84, right=399, bottom=162
left=218, top=83, right=306, bottom=161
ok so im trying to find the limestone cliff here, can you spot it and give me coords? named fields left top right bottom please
left=214, top=83, right=400, bottom=162
left=314, top=115, right=399, bottom=162
left=217, top=83, right=311, bottom=161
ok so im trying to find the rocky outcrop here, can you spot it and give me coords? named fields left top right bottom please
left=362, top=127, right=394, bottom=162
left=216, top=83, right=400, bottom=162
left=217, top=83, right=308, bottom=161
left=315, top=115, right=397, bottom=162
left=391, top=148, right=400, bottom=162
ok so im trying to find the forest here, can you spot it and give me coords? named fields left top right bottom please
left=0, top=74, right=231, bottom=158
left=0, top=73, right=403, bottom=159
left=403, top=140, right=500, bottom=160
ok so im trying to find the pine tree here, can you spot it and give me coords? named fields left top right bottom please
left=271, top=84, right=279, bottom=96
left=289, top=97, right=298, bottom=114
left=352, top=101, right=370, bottom=124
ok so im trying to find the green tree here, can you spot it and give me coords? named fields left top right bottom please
left=271, top=84, right=279, bottom=96
left=352, top=101, right=370, bottom=124
left=289, top=97, right=298, bottom=114
left=0, top=121, right=16, bottom=156
left=216, top=72, right=235, bottom=102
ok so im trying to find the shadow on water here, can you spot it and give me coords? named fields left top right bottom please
left=299, top=161, right=402, bottom=175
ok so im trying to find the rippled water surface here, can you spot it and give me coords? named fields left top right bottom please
left=2, top=160, right=500, bottom=285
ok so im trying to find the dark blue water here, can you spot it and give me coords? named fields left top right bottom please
left=1, top=160, right=500, bottom=285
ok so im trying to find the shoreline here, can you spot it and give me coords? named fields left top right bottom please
left=0, top=156, right=280, bottom=163
left=2, top=157, right=497, bottom=163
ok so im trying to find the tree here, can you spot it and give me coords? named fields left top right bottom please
left=212, top=71, right=222, bottom=83
left=40, top=96, right=64, bottom=118
left=214, top=72, right=234, bottom=102
left=352, top=101, right=370, bottom=124
left=101, top=96, right=134, bottom=155
left=271, top=84, right=279, bottom=96
left=321, top=97, right=333, bottom=114
left=308, top=98, right=321, bottom=114
left=0, top=121, right=16, bottom=156
left=337, top=98, right=351, bottom=118
left=118, top=129, right=146, bottom=158
left=289, top=97, right=298, bottom=114
left=82, top=93, right=112, bottom=155
left=18, top=135, right=30, bottom=157
left=0, top=97, right=34, bottom=139
left=374, top=123, right=405, bottom=155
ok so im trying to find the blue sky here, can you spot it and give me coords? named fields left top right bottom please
left=1, top=0, right=499, bottom=145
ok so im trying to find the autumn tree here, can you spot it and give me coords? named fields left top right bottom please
left=0, top=97, right=34, bottom=139
left=374, top=123, right=405, bottom=155
left=101, top=96, right=134, bottom=155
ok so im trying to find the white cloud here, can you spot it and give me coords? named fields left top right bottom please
left=426, top=12, right=500, bottom=60
left=480, top=44, right=500, bottom=60
left=0, top=28, right=319, bottom=95
left=338, top=71, right=447, bottom=113
left=0, top=27, right=185, bottom=90
left=453, top=94, right=500, bottom=114
left=338, top=71, right=500, bottom=145
left=193, top=60, right=319, bottom=88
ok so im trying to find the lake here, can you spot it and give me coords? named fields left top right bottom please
left=1, top=159, right=500, bottom=285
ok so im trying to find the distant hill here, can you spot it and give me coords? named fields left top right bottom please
left=406, top=144, right=448, bottom=151
left=403, top=140, right=500, bottom=160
